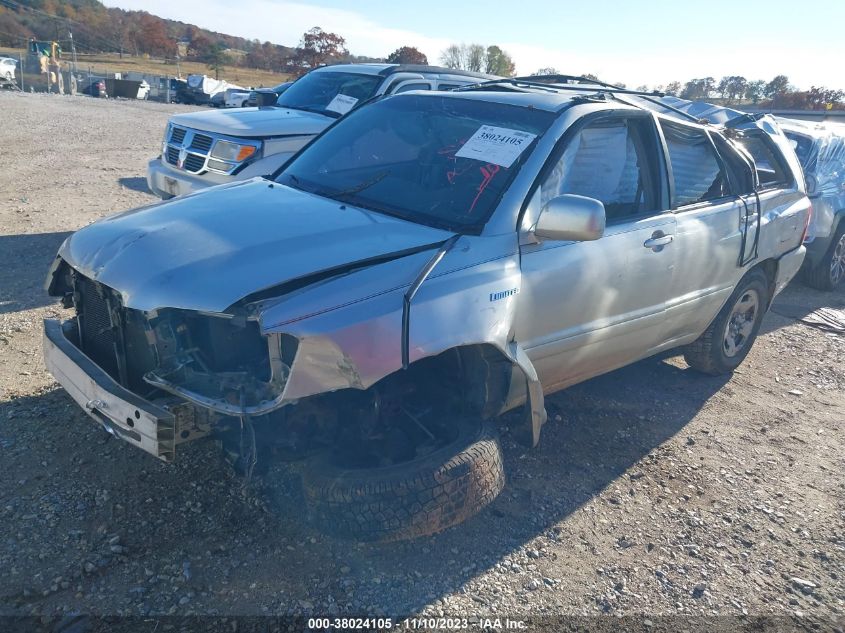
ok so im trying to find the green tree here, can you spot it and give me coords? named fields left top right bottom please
left=745, top=79, right=766, bottom=104
left=485, top=45, right=515, bottom=77
left=205, top=43, right=227, bottom=79
left=764, top=75, right=791, bottom=99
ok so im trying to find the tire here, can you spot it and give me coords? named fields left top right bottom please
left=683, top=270, right=769, bottom=375
left=300, top=417, right=505, bottom=542
left=804, top=225, right=845, bottom=291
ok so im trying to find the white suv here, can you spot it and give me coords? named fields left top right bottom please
left=146, top=64, right=495, bottom=199
left=0, top=57, right=17, bottom=84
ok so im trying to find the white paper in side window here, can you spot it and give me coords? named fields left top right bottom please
left=455, top=125, right=538, bottom=168
left=325, top=94, right=358, bottom=115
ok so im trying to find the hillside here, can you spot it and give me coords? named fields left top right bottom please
left=0, top=0, right=297, bottom=71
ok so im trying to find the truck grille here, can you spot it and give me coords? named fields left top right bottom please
left=190, top=134, right=213, bottom=152
left=169, top=126, right=187, bottom=144
left=162, top=125, right=259, bottom=176
left=76, top=275, right=119, bottom=378
left=183, top=154, right=206, bottom=173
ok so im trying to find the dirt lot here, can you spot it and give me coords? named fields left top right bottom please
left=1, top=91, right=843, bottom=629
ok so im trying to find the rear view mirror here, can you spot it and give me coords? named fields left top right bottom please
left=534, top=194, right=606, bottom=242
left=256, top=91, right=277, bottom=108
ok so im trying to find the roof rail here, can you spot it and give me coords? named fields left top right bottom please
left=458, top=76, right=666, bottom=98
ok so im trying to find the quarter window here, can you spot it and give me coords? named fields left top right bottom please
left=736, top=134, right=791, bottom=188
left=541, top=117, right=660, bottom=222
left=661, top=121, right=729, bottom=207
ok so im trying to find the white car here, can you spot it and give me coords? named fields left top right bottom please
left=146, top=64, right=496, bottom=199
left=0, top=57, right=17, bottom=83
left=224, top=88, right=252, bottom=108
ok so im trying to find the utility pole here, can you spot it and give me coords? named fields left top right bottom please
left=68, top=30, right=78, bottom=76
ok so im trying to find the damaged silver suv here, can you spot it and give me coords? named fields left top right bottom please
left=43, top=77, right=810, bottom=542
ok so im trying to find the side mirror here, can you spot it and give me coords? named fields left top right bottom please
left=256, top=91, right=277, bottom=108
left=534, top=194, right=606, bottom=242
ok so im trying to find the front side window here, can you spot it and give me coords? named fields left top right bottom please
left=662, top=121, right=729, bottom=207
left=277, top=95, right=555, bottom=231
left=541, top=116, right=660, bottom=222
left=275, top=71, right=382, bottom=118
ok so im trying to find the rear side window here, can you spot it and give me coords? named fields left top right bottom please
left=438, top=83, right=461, bottom=90
left=736, top=134, right=791, bottom=189
left=661, top=121, right=729, bottom=207
left=393, top=82, right=431, bottom=93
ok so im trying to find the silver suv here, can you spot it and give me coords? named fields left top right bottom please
left=45, top=78, right=809, bottom=541
left=146, top=64, right=495, bottom=199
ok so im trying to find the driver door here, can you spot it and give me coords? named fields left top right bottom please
left=516, top=111, right=677, bottom=392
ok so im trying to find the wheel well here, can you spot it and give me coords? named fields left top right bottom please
left=748, top=258, right=778, bottom=308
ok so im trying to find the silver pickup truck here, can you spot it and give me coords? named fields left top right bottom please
left=146, top=64, right=494, bottom=199
left=45, top=77, right=809, bottom=541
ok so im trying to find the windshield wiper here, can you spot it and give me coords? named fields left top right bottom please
left=327, top=170, right=391, bottom=200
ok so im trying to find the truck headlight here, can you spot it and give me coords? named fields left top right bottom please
left=211, top=140, right=259, bottom=162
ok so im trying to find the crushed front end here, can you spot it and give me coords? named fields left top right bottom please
left=43, top=260, right=291, bottom=462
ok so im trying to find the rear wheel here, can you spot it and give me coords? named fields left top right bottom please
left=300, top=415, right=505, bottom=542
left=683, top=270, right=769, bottom=375
left=804, top=225, right=845, bottom=291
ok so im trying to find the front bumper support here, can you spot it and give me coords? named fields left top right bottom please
left=43, top=319, right=178, bottom=461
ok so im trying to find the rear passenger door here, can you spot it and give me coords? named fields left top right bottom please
left=518, top=111, right=678, bottom=391
left=659, top=119, right=751, bottom=343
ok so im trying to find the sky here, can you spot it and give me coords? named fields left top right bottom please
left=102, top=0, right=845, bottom=90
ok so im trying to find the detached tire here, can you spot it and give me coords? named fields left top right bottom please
left=300, top=417, right=505, bottom=542
left=683, top=269, right=769, bottom=375
left=804, top=225, right=845, bottom=291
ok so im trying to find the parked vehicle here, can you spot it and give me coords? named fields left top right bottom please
left=246, top=81, right=293, bottom=107
left=0, top=57, right=17, bottom=83
left=146, top=64, right=496, bottom=199
left=224, top=87, right=252, bottom=108
left=84, top=79, right=107, bottom=98
left=776, top=119, right=845, bottom=290
left=45, top=78, right=809, bottom=541
left=183, top=74, right=241, bottom=106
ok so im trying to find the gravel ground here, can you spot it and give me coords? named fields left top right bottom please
left=1, top=91, right=843, bottom=629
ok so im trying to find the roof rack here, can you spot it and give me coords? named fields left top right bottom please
left=516, top=74, right=710, bottom=124
left=458, top=76, right=666, bottom=98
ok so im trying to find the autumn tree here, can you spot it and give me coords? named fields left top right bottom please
left=386, top=46, right=427, bottom=64
left=293, top=27, right=348, bottom=74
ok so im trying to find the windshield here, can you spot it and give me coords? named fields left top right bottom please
left=275, top=71, right=382, bottom=118
left=276, top=95, right=555, bottom=231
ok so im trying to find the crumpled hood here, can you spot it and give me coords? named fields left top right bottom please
left=59, top=180, right=453, bottom=313
left=169, top=106, right=331, bottom=138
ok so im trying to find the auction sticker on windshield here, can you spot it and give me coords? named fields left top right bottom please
left=455, top=125, right=538, bottom=168
left=326, top=94, right=359, bottom=114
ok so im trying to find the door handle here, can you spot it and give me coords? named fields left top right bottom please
left=643, top=231, right=674, bottom=250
